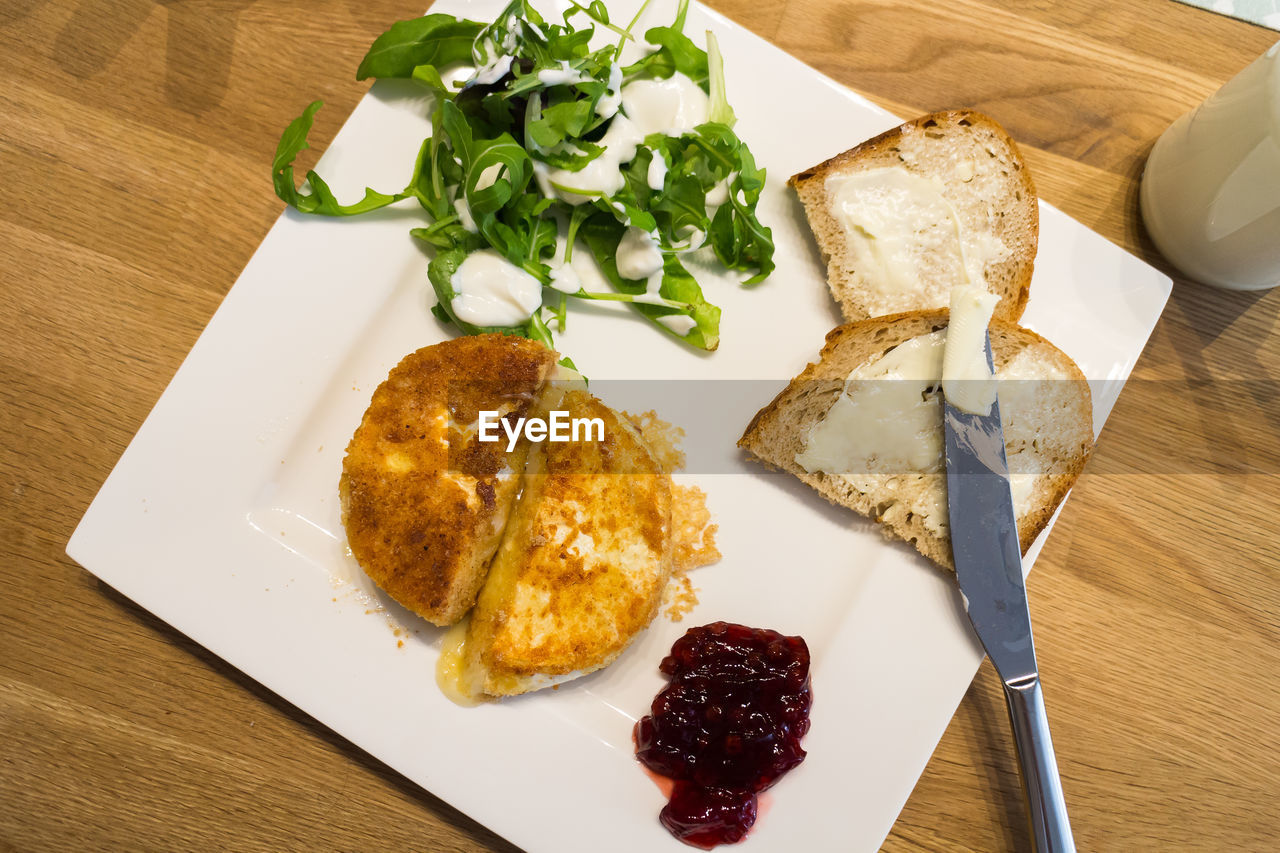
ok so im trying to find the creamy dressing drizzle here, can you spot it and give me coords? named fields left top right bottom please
left=656, top=314, right=697, bottom=336
left=538, top=60, right=589, bottom=86
left=472, top=54, right=512, bottom=86
left=449, top=250, right=543, bottom=327
left=534, top=71, right=709, bottom=205
left=616, top=227, right=664, bottom=280
left=548, top=262, right=582, bottom=294
left=455, top=196, right=478, bottom=233
left=705, top=171, right=736, bottom=207
left=595, top=62, right=624, bottom=119
left=622, top=73, right=710, bottom=136
left=647, top=151, right=669, bottom=191
left=458, top=66, right=717, bottom=335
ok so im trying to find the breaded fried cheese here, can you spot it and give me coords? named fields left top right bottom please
left=339, top=334, right=556, bottom=626
left=458, top=390, right=674, bottom=697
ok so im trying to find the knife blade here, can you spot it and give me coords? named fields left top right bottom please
left=943, top=333, right=1076, bottom=853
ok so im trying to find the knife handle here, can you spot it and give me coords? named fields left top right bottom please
left=1003, top=675, right=1076, bottom=853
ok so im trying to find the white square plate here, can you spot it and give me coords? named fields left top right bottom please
left=68, top=1, right=1171, bottom=849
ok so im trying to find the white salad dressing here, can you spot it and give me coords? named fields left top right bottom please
left=531, top=163, right=555, bottom=199
left=705, top=171, right=736, bottom=207
left=595, top=62, right=624, bottom=119
left=448, top=185, right=479, bottom=233
left=538, top=60, right=589, bottom=86
left=455, top=196, right=478, bottom=233
left=545, top=227, right=582, bottom=294
left=615, top=227, right=664, bottom=280
left=647, top=152, right=668, bottom=190
left=449, top=250, right=543, bottom=327
left=472, top=54, right=513, bottom=86
left=621, top=73, right=710, bottom=136
left=533, top=117, right=643, bottom=203
left=534, top=71, right=709, bottom=204
left=673, top=226, right=706, bottom=251
left=529, top=137, right=587, bottom=162
left=656, top=314, right=697, bottom=336
left=548, top=262, right=582, bottom=294
left=453, top=165, right=506, bottom=233
left=500, top=20, right=522, bottom=52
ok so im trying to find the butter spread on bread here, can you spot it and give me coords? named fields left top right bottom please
left=941, top=285, right=1001, bottom=415
left=789, top=110, right=1037, bottom=323
left=824, top=168, right=1009, bottom=311
left=739, top=311, right=1092, bottom=570
left=795, top=331, right=947, bottom=481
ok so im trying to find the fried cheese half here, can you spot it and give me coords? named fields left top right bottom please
left=339, top=334, right=556, bottom=626
left=457, top=390, right=675, bottom=697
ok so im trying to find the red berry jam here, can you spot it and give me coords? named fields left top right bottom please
left=635, top=622, right=812, bottom=849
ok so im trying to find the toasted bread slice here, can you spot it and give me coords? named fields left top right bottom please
left=459, top=390, right=674, bottom=697
left=790, top=110, right=1037, bottom=323
left=738, top=311, right=1092, bottom=569
left=339, top=334, right=557, bottom=626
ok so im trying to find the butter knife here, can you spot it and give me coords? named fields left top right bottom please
left=942, top=335, right=1076, bottom=853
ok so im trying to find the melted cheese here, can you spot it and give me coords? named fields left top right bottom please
left=435, top=616, right=485, bottom=707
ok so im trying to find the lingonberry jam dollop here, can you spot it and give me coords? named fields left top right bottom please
left=635, top=622, right=812, bottom=849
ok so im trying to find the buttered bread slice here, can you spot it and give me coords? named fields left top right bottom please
left=340, top=334, right=557, bottom=626
left=790, top=110, right=1037, bottom=324
left=738, top=311, right=1092, bottom=570
left=456, top=390, right=674, bottom=697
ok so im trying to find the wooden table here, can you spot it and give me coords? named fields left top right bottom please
left=3, top=0, right=1277, bottom=849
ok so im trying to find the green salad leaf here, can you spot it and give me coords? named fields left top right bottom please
left=272, top=101, right=412, bottom=215
left=356, top=15, right=485, bottom=80
left=271, top=0, right=775, bottom=355
left=705, top=31, right=736, bottom=127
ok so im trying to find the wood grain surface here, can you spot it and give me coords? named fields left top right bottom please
left=3, top=0, right=1277, bottom=850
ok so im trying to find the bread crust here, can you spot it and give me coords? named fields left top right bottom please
left=790, top=110, right=1037, bottom=324
left=738, top=311, right=1092, bottom=570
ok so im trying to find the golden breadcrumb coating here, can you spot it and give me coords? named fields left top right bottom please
left=339, top=334, right=556, bottom=626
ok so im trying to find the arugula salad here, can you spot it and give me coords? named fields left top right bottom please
left=271, top=0, right=774, bottom=355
